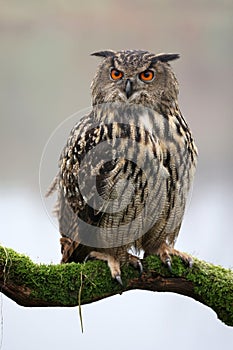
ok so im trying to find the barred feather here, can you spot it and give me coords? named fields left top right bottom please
left=48, top=49, right=198, bottom=277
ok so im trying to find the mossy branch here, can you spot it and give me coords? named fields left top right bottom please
left=0, top=245, right=233, bottom=327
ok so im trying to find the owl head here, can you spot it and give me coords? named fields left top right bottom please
left=90, top=49, right=180, bottom=108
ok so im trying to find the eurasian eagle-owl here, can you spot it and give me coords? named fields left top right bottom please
left=48, top=49, right=198, bottom=284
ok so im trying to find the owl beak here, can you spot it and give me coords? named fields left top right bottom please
left=125, top=79, right=133, bottom=99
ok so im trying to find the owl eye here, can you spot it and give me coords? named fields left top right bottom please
left=139, top=70, right=154, bottom=82
left=110, top=68, right=123, bottom=81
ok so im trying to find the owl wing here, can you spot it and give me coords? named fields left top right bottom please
left=57, top=105, right=169, bottom=251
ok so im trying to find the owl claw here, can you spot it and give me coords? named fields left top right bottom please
left=84, top=254, right=92, bottom=263
left=156, top=243, right=194, bottom=272
left=137, top=260, right=143, bottom=276
left=115, top=275, right=123, bottom=286
left=165, top=258, right=172, bottom=271
left=165, top=255, right=193, bottom=271
left=128, top=254, right=143, bottom=276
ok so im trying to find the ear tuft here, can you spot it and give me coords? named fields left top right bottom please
left=91, top=50, right=116, bottom=58
left=151, top=53, right=180, bottom=64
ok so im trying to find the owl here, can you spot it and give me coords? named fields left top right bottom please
left=48, top=49, right=198, bottom=285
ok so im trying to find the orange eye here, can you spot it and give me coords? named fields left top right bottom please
left=110, top=68, right=123, bottom=80
left=139, top=70, right=154, bottom=82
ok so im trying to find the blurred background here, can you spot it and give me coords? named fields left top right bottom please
left=0, top=0, right=233, bottom=349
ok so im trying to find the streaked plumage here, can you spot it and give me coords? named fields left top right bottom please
left=48, top=49, right=198, bottom=282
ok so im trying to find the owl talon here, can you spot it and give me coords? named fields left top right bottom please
left=115, top=275, right=123, bottom=286
left=137, top=260, right=143, bottom=276
left=156, top=243, right=194, bottom=272
left=128, top=255, right=143, bottom=276
left=165, top=258, right=172, bottom=271
left=84, top=254, right=92, bottom=263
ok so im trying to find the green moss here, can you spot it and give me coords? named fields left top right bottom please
left=0, top=246, right=123, bottom=305
left=144, top=254, right=191, bottom=277
left=1, top=246, right=233, bottom=326
left=142, top=255, right=233, bottom=326
left=186, top=259, right=233, bottom=326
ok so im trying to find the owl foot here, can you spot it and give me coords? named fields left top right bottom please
left=60, top=237, right=80, bottom=263
left=60, top=236, right=72, bottom=255
left=84, top=251, right=123, bottom=285
left=156, top=243, right=193, bottom=270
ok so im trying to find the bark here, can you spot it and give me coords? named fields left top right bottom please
left=0, top=245, right=232, bottom=326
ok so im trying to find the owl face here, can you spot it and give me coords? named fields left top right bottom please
left=91, top=50, right=180, bottom=108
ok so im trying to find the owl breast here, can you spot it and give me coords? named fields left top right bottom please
left=59, top=102, right=197, bottom=250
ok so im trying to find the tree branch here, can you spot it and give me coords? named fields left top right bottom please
left=0, top=245, right=232, bottom=326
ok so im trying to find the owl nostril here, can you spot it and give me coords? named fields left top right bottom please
left=125, top=79, right=133, bottom=99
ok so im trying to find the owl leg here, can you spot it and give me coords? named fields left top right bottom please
left=60, top=237, right=80, bottom=263
left=156, top=243, right=193, bottom=270
left=84, top=251, right=123, bottom=285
